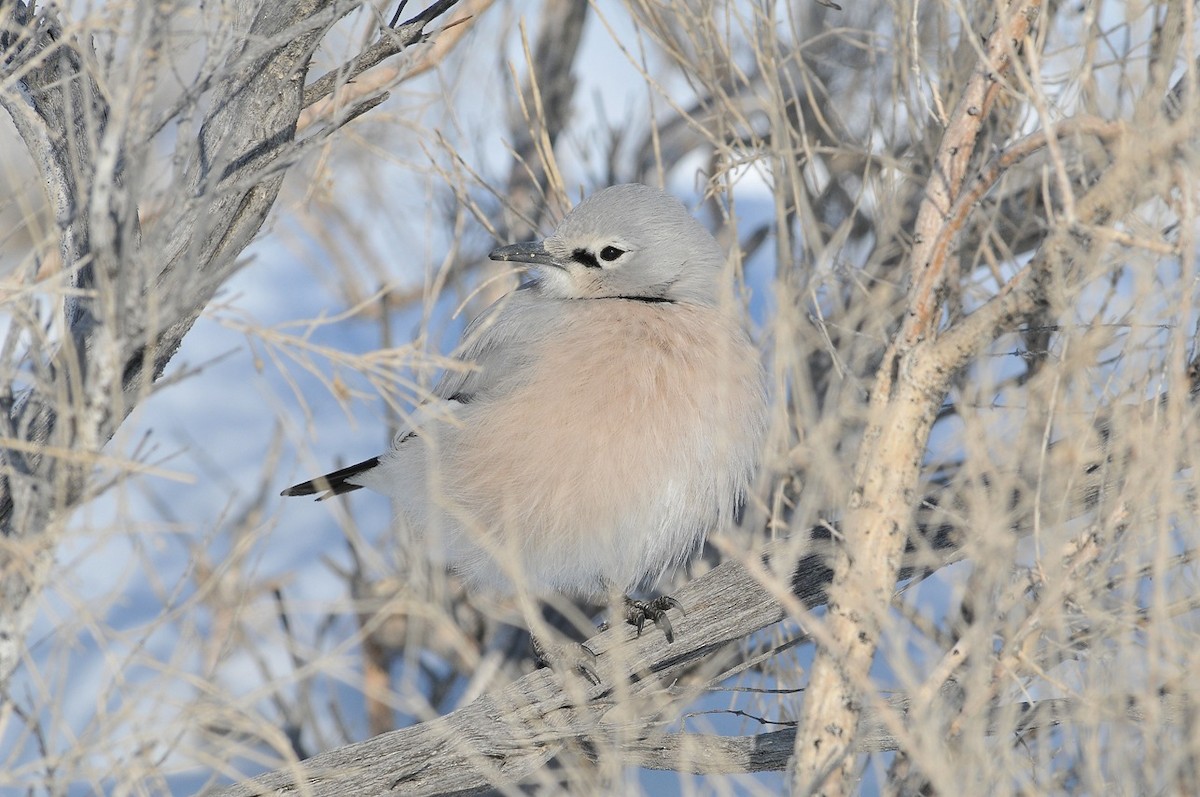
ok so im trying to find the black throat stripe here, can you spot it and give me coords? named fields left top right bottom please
left=596, top=295, right=675, bottom=304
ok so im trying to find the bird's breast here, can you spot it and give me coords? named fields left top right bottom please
left=430, top=301, right=763, bottom=596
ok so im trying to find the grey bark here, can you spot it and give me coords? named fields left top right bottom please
left=210, top=542, right=799, bottom=796
left=0, top=0, right=462, bottom=690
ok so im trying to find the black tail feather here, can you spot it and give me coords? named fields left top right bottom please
left=281, top=456, right=381, bottom=500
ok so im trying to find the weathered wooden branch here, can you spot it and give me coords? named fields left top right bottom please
left=0, top=0, right=463, bottom=689
left=789, top=4, right=1046, bottom=792
left=211, top=532, right=831, bottom=796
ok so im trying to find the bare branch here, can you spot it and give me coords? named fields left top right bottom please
left=210, top=548, right=788, bottom=796
left=628, top=691, right=1194, bottom=773
left=0, top=0, right=467, bottom=691
left=302, top=0, right=466, bottom=109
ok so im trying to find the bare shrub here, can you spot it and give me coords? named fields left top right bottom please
left=1, top=0, right=1197, bottom=794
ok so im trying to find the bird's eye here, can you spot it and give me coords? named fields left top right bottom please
left=599, top=246, right=625, bottom=262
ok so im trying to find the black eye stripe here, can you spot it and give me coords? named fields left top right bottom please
left=571, top=248, right=600, bottom=268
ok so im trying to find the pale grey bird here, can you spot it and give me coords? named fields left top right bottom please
left=283, top=183, right=766, bottom=640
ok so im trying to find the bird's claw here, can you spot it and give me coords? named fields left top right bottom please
left=532, top=638, right=601, bottom=686
left=624, top=594, right=685, bottom=643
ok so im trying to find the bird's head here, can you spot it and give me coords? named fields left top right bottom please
left=489, top=184, right=726, bottom=305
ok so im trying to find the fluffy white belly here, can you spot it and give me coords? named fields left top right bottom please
left=375, top=301, right=764, bottom=599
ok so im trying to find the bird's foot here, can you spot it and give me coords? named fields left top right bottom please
left=531, top=636, right=601, bottom=686
left=624, top=594, right=685, bottom=643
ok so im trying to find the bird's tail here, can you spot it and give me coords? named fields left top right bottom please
left=281, top=456, right=381, bottom=500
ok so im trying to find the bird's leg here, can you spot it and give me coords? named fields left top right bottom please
left=624, top=594, right=685, bottom=643
left=530, top=632, right=601, bottom=686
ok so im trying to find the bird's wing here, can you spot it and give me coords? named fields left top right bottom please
left=282, top=289, right=549, bottom=500
left=428, top=287, right=546, bottom=404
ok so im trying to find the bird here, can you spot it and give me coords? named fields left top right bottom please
left=283, top=183, right=767, bottom=645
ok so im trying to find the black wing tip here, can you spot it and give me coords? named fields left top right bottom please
left=280, top=456, right=381, bottom=501
left=279, top=482, right=334, bottom=498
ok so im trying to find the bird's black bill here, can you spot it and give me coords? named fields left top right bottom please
left=489, top=240, right=559, bottom=268
left=282, top=456, right=380, bottom=500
